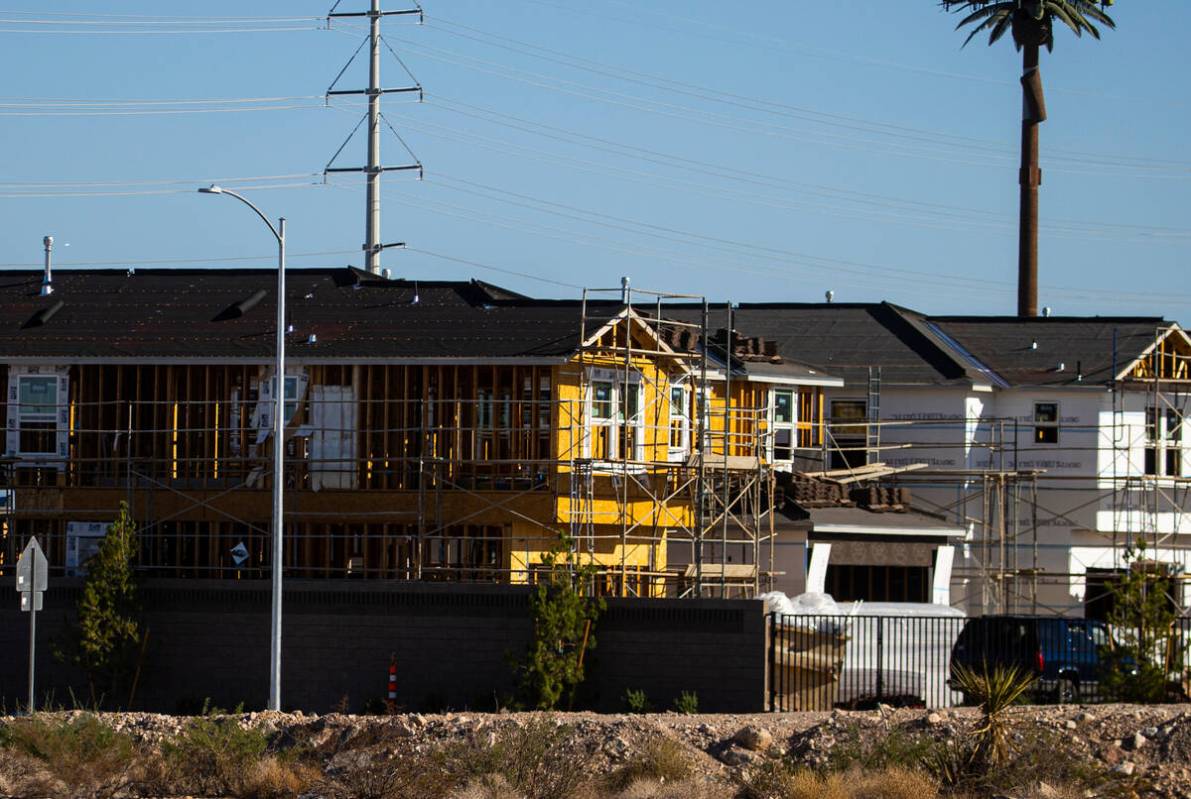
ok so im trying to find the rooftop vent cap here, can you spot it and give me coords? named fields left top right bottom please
left=1056, top=362, right=1066, bottom=372
left=306, top=333, right=318, bottom=345
left=40, top=235, right=53, bottom=297
left=825, top=290, right=834, bottom=303
left=381, top=268, right=392, bottom=280
left=1042, top=306, right=1053, bottom=317
left=1031, top=339, right=1038, bottom=350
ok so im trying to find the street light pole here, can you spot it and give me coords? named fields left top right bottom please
left=198, top=185, right=286, bottom=712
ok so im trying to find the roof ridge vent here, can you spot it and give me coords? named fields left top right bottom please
left=213, top=288, right=267, bottom=322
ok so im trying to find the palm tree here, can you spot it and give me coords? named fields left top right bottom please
left=941, top=1, right=1116, bottom=317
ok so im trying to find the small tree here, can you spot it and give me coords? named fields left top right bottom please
left=1101, top=539, right=1184, bottom=702
left=517, top=533, right=605, bottom=710
left=73, top=502, right=144, bottom=706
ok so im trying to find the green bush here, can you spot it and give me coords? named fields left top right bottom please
left=516, top=533, right=606, bottom=710
left=161, top=705, right=269, bottom=796
left=1101, top=540, right=1185, bottom=703
left=623, top=688, right=652, bottom=714
left=672, top=691, right=699, bottom=715
left=64, top=502, right=147, bottom=707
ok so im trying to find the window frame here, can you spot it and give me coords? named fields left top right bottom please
left=585, top=368, right=645, bottom=466
left=1033, top=401, right=1059, bottom=446
left=16, top=374, right=60, bottom=455
left=770, top=388, right=797, bottom=463
left=1145, top=404, right=1184, bottom=477
left=828, top=398, right=868, bottom=470
left=668, top=380, right=691, bottom=462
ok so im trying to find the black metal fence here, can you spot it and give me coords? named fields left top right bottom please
left=768, top=613, right=1191, bottom=711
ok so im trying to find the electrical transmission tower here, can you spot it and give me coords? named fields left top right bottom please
left=325, top=0, right=423, bottom=274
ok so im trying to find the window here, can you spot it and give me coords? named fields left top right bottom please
left=1145, top=406, right=1183, bottom=477
left=829, top=399, right=867, bottom=470
left=771, top=390, right=795, bottom=462
left=618, top=382, right=642, bottom=461
left=1033, top=402, right=1059, bottom=445
left=477, top=388, right=493, bottom=429
left=17, top=375, right=58, bottom=454
left=825, top=564, right=928, bottom=603
left=267, top=375, right=300, bottom=425
left=591, top=381, right=613, bottom=420
left=585, top=372, right=644, bottom=464
left=283, top=376, right=299, bottom=424
left=669, top=383, right=691, bottom=462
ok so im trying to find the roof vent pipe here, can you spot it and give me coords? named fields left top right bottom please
left=40, top=235, right=53, bottom=297
left=621, top=275, right=630, bottom=305
left=825, top=290, right=834, bottom=303
left=1042, top=306, right=1052, bottom=317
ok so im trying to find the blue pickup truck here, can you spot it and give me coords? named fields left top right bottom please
left=950, top=615, right=1122, bottom=702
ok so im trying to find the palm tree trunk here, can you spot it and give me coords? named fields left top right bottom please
left=1018, top=41, right=1041, bottom=318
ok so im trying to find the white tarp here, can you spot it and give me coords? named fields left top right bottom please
left=309, top=384, right=358, bottom=490
left=762, top=591, right=967, bottom=707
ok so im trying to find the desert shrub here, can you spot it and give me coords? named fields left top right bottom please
left=825, top=723, right=949, bottom=774
left=623, top=688, right=652, bottom=714
left=317, top=751, right=442, bottom=799
left=236, top=755, right=320, bottom=799
left=617, top=777, right=733, bottom=799
left=606, top=736, right=692, bottom=793
left=671, top=691, right=699, bottom=715
left=434, top=718, right=589, bottom=799
left=739, top=761, right=935, bottom=799
left=161, top=706, right=269, bottom=796
left=948, top=726, right=1135, bottom=799
left=1, top=713, right=138, bottom=799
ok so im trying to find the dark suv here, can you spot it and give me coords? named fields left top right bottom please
left=950, top=615, right=1117, bottom=702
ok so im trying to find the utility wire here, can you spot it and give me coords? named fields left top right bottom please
left=349, top=101, right=1191, bottom=244
left=0, top=249, right=357, bottom=268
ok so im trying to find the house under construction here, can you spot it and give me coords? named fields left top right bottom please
left=0, top=267, right=836, bottom=598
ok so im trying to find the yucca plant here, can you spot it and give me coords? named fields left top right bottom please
left=950, top=663, right=1036, bottom=768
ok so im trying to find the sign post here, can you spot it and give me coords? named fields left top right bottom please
left=16, top=537, right=48, bottom=713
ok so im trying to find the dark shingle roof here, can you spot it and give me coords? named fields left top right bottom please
left=673, top=303, right=1178, bottom=389
left=0, top=268, right=603, bottom=361
left=927, top=316, right=1174, bottom=387
left=672, top=303, right=974, bottom=387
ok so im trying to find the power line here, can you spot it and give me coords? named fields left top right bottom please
left=0, top=11, right=325, bottom=22
left=0, top=173, right=320, bottom=189
left=404, top=248, right=583, bottom=289
left=361, top=100, right=1191, bottom=244
left=385, top=34, right=1191, bottom=179
left=0, top=249, right=357, bottom=268
left=0, top=180, right=322, bottom=199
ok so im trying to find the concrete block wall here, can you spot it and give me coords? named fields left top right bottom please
left=0, top=579, right=766, bottom=713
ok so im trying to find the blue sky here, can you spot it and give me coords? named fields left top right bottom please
left=0, top=2, right=1187, bottom=318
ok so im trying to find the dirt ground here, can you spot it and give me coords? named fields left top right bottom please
left=6, top=704, right=1191, bottom=797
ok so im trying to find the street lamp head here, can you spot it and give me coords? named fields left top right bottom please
left=198, top=185, right=224, bottom=195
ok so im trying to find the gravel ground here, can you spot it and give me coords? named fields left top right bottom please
left=6, top=704, right=1191, bottom=797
